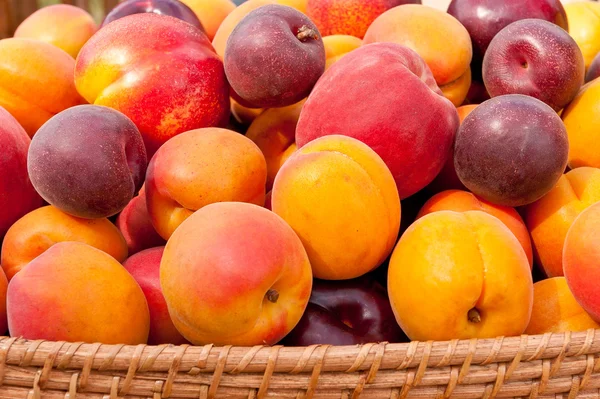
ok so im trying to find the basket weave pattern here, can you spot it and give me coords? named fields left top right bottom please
left=1, top=330, right=600, bottom=398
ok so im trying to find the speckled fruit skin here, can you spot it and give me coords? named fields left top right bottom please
left=447, top=0, right=568, bottom=68
left=101, top=0, right=204, bottom=30
left=28, top=105, right=147, bottom=219
left=454, top=95, right=569, bottom=207
left=586, top=52, right=600, bottom=82
left=483, top=19, right=584, bottom=111
left=224, top=5, right=325, bottom=108
left=75, top=13, right=230, bottom=156
left=306, top=0, right=421, bottom=39
left=296, top=43, right=458, bottom=199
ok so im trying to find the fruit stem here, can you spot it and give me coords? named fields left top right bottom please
left=468, top=308, right=481, bottom=323
left=297, top=25, right=319, bottom=42
left=266, top=289, right=279, bottom=303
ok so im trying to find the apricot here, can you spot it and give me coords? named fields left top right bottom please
left=14, top=4, right=97, bottom=58
left=124, top=247, right=188, bottom=345
left=146, top=128, right=267, bottom=240
left=245, top=100, right=304, bottom=190
left=322, top=35, right=362, bottom=70
left=564, top=201, right=600, bottom=323
left=272, top=135, right=400, bottom=280
left=0, top=271, right=7, bottom=335
left=524, top=167, right=600, bottom=278
left=28, top=105, right=147, bottom=219
left=525, top=277, right=599, bottom=334
left=0, top=38, right=84, bottom=137
left=161, top=202, right=312, bottom=346
left=231, top=99, right=264, bottom=126
left=7, top=242, right=150, bottom=344
left=363, top=4, right=472, bottom=104
left=0, top=107, right=43, bottom=240
left=180, top=0, right=235, bottom=40
left=564, top=2, right=600, bottom=70
left=1, top=205, right=128, bottom=281
left=562, top=77, right=600, bottom=169
left=417, top=190, right=533, bottom=267
left=388, top=210, right=533, bottom=341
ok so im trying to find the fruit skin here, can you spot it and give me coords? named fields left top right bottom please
left=0, top=271, right=7, bottom=334
left=245, top=100, right=304, bottom=190
left=564, top=2, right=600, bottom=70
left=224, top=5, right=325, bottom=108
left=0, top=38, right=85, bottom=137
left=0, top=107, right=43, bottom=241
left=427, top=104, right=476, bottom=193
left=417, top=190, right=533, bottom=268
left=7, top=242, right=150, bottom=345
left=447, top=0, right=568, bottom=68
left=14, top=4, right=97, bottom=58
left=454, top=94, right=568, bottom=207
left=306, top=0, right=421, bottom=39
left=564, top=201, right=600, bottom=323
left=272, top=135, right=400, bottom=280
left=562, top=77, right=600, bottom=169
left=282, top=276, right=407, bottom=345
left=28, top=105, right=147, bottom=219
left=296, top=43, right=458, bottom=199
left=482, top=19, right=584, bottom=112
left=102, top=0, right=204, bottom=31
left=146, top=128, right=267, bottom=240
left=524, top=167, right=600, bottom=278
left=388, top=210, right=533, bottom=341
left=322, top=35, right=362, bottom=70
left=212, top=0, right=308, bottom=59
left=1, top=205, right=128, bottom=281
left=586, top=52, right=600, bottom=82
left=75, top=13, right=230, bottom=156
left=161, top=202, right=312, bottom=346
left=525, top=277, right=600, bottom=334
left=123, top=247, right=189, bottom=345
left=180, top=0, right=235, bottom=40
left=116, top=186, right=166, bottom=256
left=363, top=4, right=472, bottom=105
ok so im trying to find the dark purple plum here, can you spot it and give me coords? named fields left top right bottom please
left=282, top=276, right=407, bottom=346
left=483, top=19, right=584, bottom=111
left=447, top=0, right=568, bottom=70
left=102, top=0, right=204, bottom=31
left=224, top=4, right=325, bottom=108
left=28, top=105, right=147, bottom=219
left=454, top=94, right=568, bottom=207
left=587, top=52, right=600, bottom=82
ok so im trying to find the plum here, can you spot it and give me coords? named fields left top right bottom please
left=102, top=0, right=204, bottom=31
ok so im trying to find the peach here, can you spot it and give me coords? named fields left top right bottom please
left=180, top=0, right=236, bottom=40
left=323, top=35, right=363, bottom=70
left=564, top=201, right=600, bottom=323
left=146, top=128, right=267, bottom=240
left=417, top=190, right=533, bottom=267
left=28, top=105, right=147, bottom=219
left=1, top=205, right=128, bottom=281
left=75, top=13, right=230, bottom=156
left=161, top=202, right=312, bottom=346
left=388, top=210, right=533, bottom=341
left=562, top=77, right=600, bottom=169
left=7, top=242, right=149, bottom=344
left=363, top=4, right=472, bottom=104
left=524, top=167, right=600, bottom=278
left=0, top=107, right=43, bottom=240
left=14, top=4, right=97, bottom=58
left=306, top=0, right=421, bottom=39
left=245, top=100, right=304, bottom=190
left=272, top=135, right=400, bottom=280
left=427, top=104, right=476, bottom=193
left=124, top=247, right=188, bottom=345
left=116, top=187, right=166, bottom=256
left=296, top=43, right=458, bottom=199
left=0, top=38, right=85, bottom=137
left=564, top=2, right=600, bottom=70
left=525, top=277, right=599, bottom=334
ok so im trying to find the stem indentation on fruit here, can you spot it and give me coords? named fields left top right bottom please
left=468, top=308, right=481, bottom=323
left=266, top=289, right=279, bottom=303
left=297, top=25, right=319, bottom=42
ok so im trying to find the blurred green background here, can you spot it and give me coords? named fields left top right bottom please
left=38, top=0, right=105, bottom=22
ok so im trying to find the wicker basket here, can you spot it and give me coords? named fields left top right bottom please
left=0, top=329, right=599, bottom=398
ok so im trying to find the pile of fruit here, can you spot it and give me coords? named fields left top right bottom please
left=2, top=0, right=600, bottom=348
